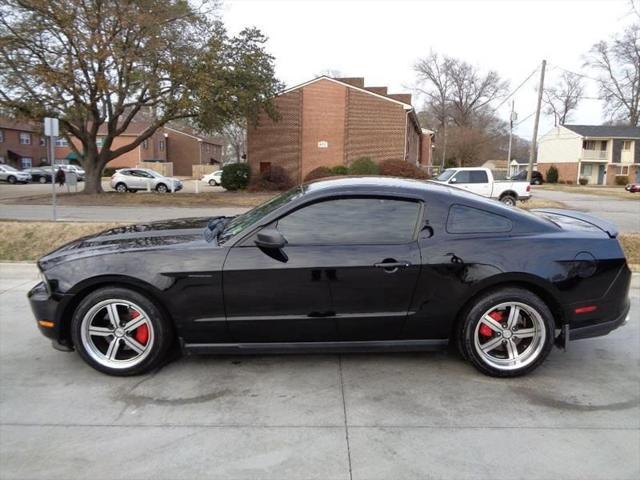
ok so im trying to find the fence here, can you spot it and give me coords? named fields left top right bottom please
left=192, top=164, right=220, bottom=179
left=138, top=162, right=173, bottom=177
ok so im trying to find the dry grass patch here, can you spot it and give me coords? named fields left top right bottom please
left=1, top=191, right=275, bottom=208
left=536, top=184, right=639, bottom=201
left=0, top=221, right=122, bottom=261
left=518, top=198, right=567, bottom=210
left=620, top=233, right=640, bottom=269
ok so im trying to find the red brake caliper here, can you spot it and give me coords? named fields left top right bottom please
left=130, top=309, right=149, bottom=345
left=480, top=311, right=504, bottom=337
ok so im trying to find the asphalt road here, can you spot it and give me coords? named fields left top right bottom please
left=1, top=263, right=638, bottom=480
left=533, top=188, right=640, bottom=233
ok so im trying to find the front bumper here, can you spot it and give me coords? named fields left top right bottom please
left=27, top=282, right=73, bottom=350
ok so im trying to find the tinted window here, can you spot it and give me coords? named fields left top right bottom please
left=453, top=170, right=487, bottom=184
left=447, top=204, right=512, bottom=234
left=277, top=198, right=421, bottom=245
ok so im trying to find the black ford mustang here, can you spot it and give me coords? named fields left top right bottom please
left=28, top=177, right=631, bottom=377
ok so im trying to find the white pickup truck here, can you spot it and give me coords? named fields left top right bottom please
left=431, top=167, right=531, bottom=205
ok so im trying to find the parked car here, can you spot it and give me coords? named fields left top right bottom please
left=625, top=183, right=639, bottom=193
left=24, top=167, right=53, bottom=184
left=28, top=177, right=630, bottom=377
left=110, top=168, right=183, bottom=193
left=60, top=164, right=85, bottom=181
left=201, top=169, right=223, bottom=186
left=510, top=169, right=544, bottom=185
left=432, top=167, right=531, bottom=205
left=0, top=165, right=31, bottom=184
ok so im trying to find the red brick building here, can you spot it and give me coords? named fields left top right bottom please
left=0, top=117, right=48, bottom=169
left=247, top=76, right=433, bottom=182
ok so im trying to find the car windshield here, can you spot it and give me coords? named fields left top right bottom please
left=218, top=187, right=304, bottom=244
left=2, top=165, right=18, bottom=172
left=434, top=169, right=455, bottom=181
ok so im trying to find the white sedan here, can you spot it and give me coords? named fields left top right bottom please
left=201, top=170, right=223, bottom=186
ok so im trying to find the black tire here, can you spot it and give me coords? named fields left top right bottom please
left=7, top=175, right=16, bottom=184
left=39, top=176, right=47, bottom=184
left=457, top=287, right=555, bottom=377
left=208, top=179, right=217, bottom=186
left=500, top=194, right=517, bottom=206
left=71, top=287, right=174, bottom=376
left=115, top=182, right=128, bottom=193
left=532, top=179, right=542, bottom=186
left=156, top=183, right=168, bottom=193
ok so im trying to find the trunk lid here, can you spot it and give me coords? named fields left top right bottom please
left=532, top=208, right=619, bottom=238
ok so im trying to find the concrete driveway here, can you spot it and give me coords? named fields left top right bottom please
left=1, top=263, right=639, bottom=479
left=533, top=188, right=640, bottom=232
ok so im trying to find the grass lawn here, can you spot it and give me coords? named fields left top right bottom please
left=1, top=220, right=638, bottom=272
left=536, top=184, right=639, bottom=201
left=518, top=198, right=566, bottom=210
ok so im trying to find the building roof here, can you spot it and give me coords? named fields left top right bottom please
left=0, top=117, right=41, bottom=132
left=562, top=125, right=640, bottom=139
left=94, top=121, right=223, bottom=145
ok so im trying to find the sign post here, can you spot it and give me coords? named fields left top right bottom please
left=44, top=118, right=59, bottom=221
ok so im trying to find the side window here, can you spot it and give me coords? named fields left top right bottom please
left=277, top=198, right=422, bottom=245
left=452, top=171, right=471, bottom=183
left=470, top=170, right=488, bottom=183
left=446, top=204, right=512, bottom=234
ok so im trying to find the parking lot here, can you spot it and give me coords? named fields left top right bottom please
left=1, top=263, right=638, bottom=479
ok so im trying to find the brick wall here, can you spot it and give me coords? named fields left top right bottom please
left=0, top=127, right=48, bottom=168
left=345, top=89, right=406, bottom=165
left=419, top=133, right=432, bottom=167
left=301, top=80, right=347, bottom=178
left=247, top=90, right=302, bottom=182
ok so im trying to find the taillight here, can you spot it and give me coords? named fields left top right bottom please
left=526, top=185, right=531, bottom=192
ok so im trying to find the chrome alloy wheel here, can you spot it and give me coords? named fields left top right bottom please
left=473, top=301, right=546, bottom=371
left=80, top=299, right=155, bottom=370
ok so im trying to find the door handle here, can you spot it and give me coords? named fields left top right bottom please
left=374, top=260, right=411, bottom=273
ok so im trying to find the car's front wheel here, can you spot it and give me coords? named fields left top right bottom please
left=458, top=287, right=554, bottom=377
left=71, top=287, right=174, bottom=376
left=7, top=175, right=16, bottom=184
left=156, top=183, right=168, bottom=193
left=208, top=179, right=217, bottom=186
left=39, top=176, right=47, bottom=184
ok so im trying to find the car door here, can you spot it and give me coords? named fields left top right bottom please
left=274, top=196, right=424, bottom=341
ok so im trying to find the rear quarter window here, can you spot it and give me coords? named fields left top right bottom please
left=446, top=204, right=513, bottom=234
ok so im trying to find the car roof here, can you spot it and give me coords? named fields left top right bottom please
left=304, top=176, right=452, bottom=196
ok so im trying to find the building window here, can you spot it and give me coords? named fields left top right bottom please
left=581, top=164, right=593, bottom=176
left=0, top=156, right=5, bottom=164
left=623, top=140, right=632, bottom=151
left=142, top=139, right=149, bottom=149
left=40, top=137, right=46, bottom=146
left=582, top=140, right=607, bottom=150
left=40, top=157, right=48, bottom=165
left=21, top=157, right=33, bottom=169
left=96, top=137, right=104, bottom=148
left=55, top=137, right=69, bottom=147
left=615, top=165, right=629, bottom=176
left=159, top=140, right=165, bottom=151
left=0, top=130, right=4, bottom=143
left=19, top=132, right=31, bottom=145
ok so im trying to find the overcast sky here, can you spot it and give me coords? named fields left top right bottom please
left=223, top=0, right=636, bottom=140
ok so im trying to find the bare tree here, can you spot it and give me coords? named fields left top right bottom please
left=414, top=52, right=453, bottom=129
left=586, top=23, right=640, bottom=126
left=220, top=120, right=246, bottom=164
left=543, top=72, right=584, bottom=125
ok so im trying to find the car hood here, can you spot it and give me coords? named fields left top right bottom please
left=38, top=217, right=214, bottom=270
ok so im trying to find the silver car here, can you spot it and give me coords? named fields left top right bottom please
left=110, top=168, right=183, bottom=193
left=60, top=164, right=85, bottom=181
left=0, top=165, right=31, bottom=184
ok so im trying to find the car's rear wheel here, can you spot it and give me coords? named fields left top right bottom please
left=156, top=183, right=168, bottom=193
left=208, top=179, right=217, bottom=186
left=115, top=182, right=128, bottom=193
left=532, top=179, right=542, bottom=185
left=500, top=194, right=517, bottom=206
left=71, top=287, right=174, bottom=376
left=39, top=176, right=47, bottom=184
left=458, top=288, right=554, bottom=377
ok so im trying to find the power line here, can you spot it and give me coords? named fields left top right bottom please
left=493, top=66, right=540, bottom=111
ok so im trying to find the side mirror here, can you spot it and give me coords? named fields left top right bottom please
left=255, top=228, right=287, bottom=249
left=449, top=177, right=457, bottom=184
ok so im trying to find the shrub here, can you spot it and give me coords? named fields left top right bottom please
left=348, top=157, right=379, bottom=175
left=248, top=165, right=293, bottom=191
left=331, top=165, right=348, bottom=175
left=579, top=177, right=589, bottom=186
left=546, top=165, right=559, bottom=183
left=304, top=166, right=333, bottom=182
left=379, top=159, right=429, bottom=179
left=565, top=179, right=574, bottom=185
left=221, top=163, right=250, bottom=191
left=615, top=175, right=629, bottom=186
left=103, top=167, right=117, bottom=177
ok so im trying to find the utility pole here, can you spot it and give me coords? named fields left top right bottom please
left=527, top=59, right=546, bottom=182
left=440, top=121, right=447, bottom=171
left=507, top=100, right=516, bottom=169
left=44, top=118, right=59, bottom=221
